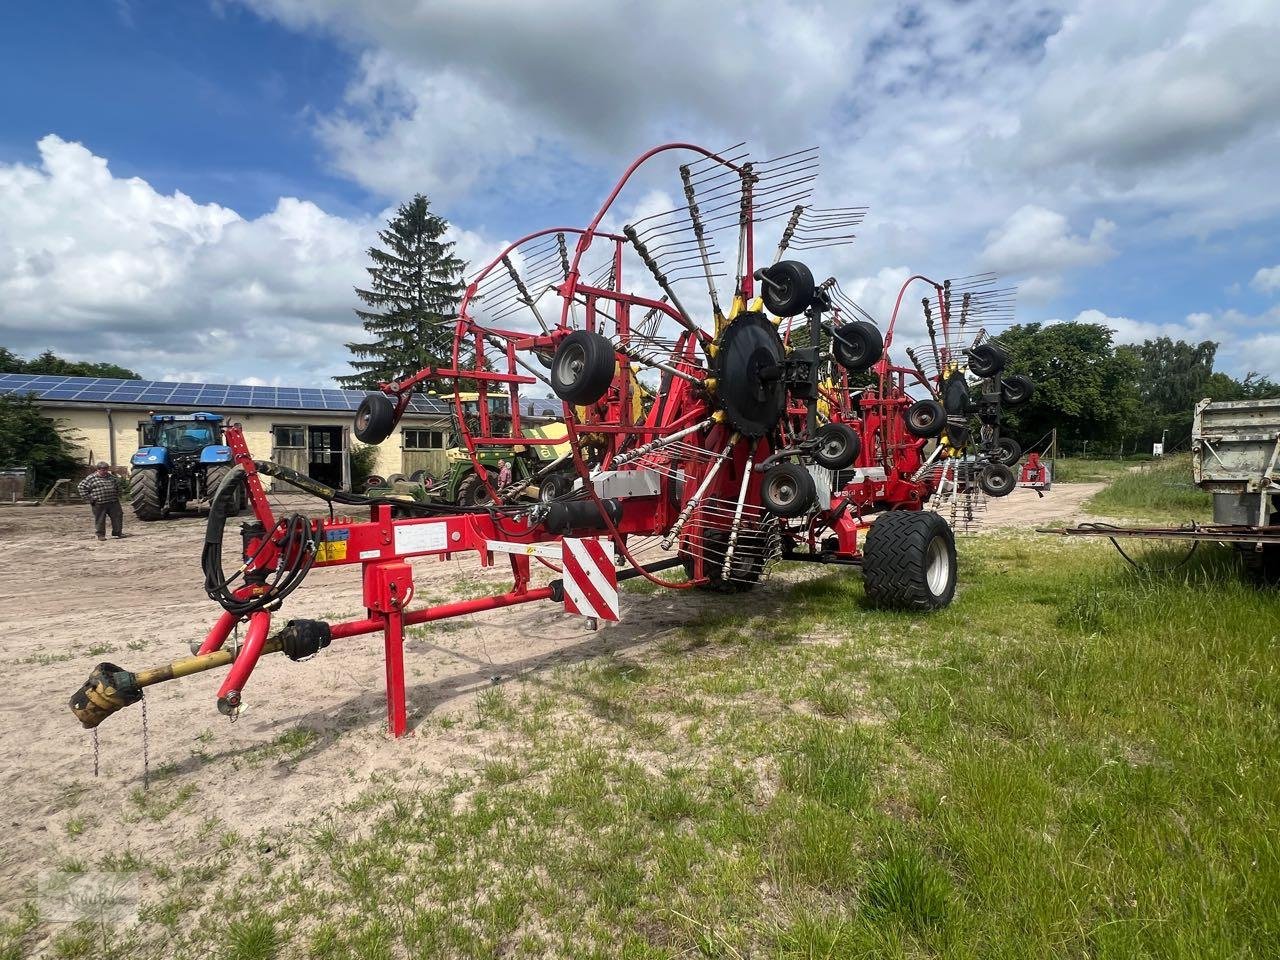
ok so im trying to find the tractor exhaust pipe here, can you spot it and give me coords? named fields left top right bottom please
left=69, top=620, right=332, bottom=728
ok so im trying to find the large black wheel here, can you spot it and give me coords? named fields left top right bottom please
left=204, top=464, right=244, bottom=516
left=993, top=436, right=1022, bottom=467
left=979, top=462, right=1016, bottom=497
left=862, top=510, right=957, bottom=611
left=761, top=462, right=816, bottom=518
left=1242, top=544, right=1280, bottom=587
left=354, top=392, right=397, bottom=444
left=1000, top=375, right=1034, bottom=407
left=967, top=343, right=1007, bottom=378
left=813, top=423, right=861, bottom=470
left=456, top=472, right=492, bottom=507
left=759, top=260, right=815, bottom=317
left=941, top=372, right=971, bottom=417
left=832, top=321, right=883, bottom=372
left=905, top=399, right=946, bottom=438
left=129, top=468, right=167, bottom=521
left=551, top=331, right=616, bottom=404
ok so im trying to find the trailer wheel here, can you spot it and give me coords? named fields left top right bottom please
left=993, top=436, right=1022, bottom=467
left=1242, top=544, right=1280, bottom=587
left=905, top=399, right=946, bottom=438
left=761, top=462, right=816, bottom=518
left=979, top=462, right=1016, bottom=497
left=354, top=392, right=397, bottom=444
left=539, top=470, right=572, bottom=502
left=456, top=473, right=492, bottom=507
left=205, top=464, right=244, bottom=516
left=1000, top=375, right=1034, bottom=406
left=813, top=423, right=861, bottom=470
left=551, top=331, right=616, bottom=405
left=129, top=469, right=167, bottom=521
left=862, top=510, right=957, bottom=610
left=759, top=260, right=815, bottom=317
left=832, top=321, right=883, bottom=372
left=967, top=343, right=1007, bottom=377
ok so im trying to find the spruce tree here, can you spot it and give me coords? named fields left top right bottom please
left=338, top=195, right=465, bottom=390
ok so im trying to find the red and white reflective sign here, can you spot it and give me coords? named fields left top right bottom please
left=561, top=537, right=620, bottom=622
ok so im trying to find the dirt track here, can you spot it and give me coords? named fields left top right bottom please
left=0, top=482, right=1100, bottom=910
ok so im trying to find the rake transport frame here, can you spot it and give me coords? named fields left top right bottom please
left=71, top=142, right=1035, bottom=739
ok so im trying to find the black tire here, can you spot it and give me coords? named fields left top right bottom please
left=813, top=423, right=861, bottom=470
left=759, top=260, right=815, bottom=316
left=682, top=527, right=768, bottom=593
left=129, top=469, right=167, bottom=521
left=979, top=462, right=1016, bottom=497
left=354, top=392, right=397, bottom=444
left=456, top=472, right=492, bottom=507
left=551, top=331, right=616, bottom=404
left=1242, top=544, right=1280, bottom=587
left=993, top=436, right=1022, bottom=467
left=364, top=475, right=386, bottom=490
left=905, top=399, right=946, bottom=438
left=409, top=469, right=427, bottom=483
left=761, top=462, right=816, bottom=518
left=386, top=473, right=406, bottom=485
left=204, top=464, right=244, bottom=516
left=862, top=510, right=957, bottom=610
left=539, top=470, right=572, bottom=502
left=941, top=372, right=971, bottom=417
left=1000, top=375, right=1034, bottom=407
left=967, top=343, right=1007, bottom=378
left=832, top=321, right=883, bottom=372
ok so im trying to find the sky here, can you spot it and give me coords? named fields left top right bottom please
left=0, top=0, right=1277, bottom=388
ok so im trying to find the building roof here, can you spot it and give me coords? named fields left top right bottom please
left=0, top=373, right=449, bottom=416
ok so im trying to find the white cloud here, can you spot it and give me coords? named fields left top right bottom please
left=980, top=206, right=1115, bottom=296
left=1252, top=264, right=1280, bottom=295
left=0, top=136, right=500, bottom=386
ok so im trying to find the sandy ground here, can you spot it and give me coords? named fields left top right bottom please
left=0, top=483, right=1098, bottom=914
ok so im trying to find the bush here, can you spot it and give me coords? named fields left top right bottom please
left=349, top=442, right=380, bottom=491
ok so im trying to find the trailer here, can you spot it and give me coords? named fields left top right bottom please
left=1049, top=397, right=1280, bottom=584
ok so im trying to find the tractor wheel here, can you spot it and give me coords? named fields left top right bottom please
left=979, top=462, right=1016, bottom=497
left=205, top=464, right=244, bottom=516
left=551, top=331, right=616, bottom=405
left=813, top=423, right=861, bottom=470
left=993, top=436, right=1022, bottom=467
left=456, top=473, right=493, bottom=507
left=967, top=343, right=1007, bottom=378
left=759, top=260, right=815, bottom=317
left=832, top=321, right=883, bottom=372
left=129, top=469, right=167, bottom=521
left=354, top=391, right=397, bottom=444
left=862, top=510, right=957, bottom=610
left=905, top=399, right=946, bottom=438
left=1000, top=375, right=1034, bottom=406
left=761, top=462, right=816, bottom=518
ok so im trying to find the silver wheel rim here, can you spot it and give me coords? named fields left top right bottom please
left=925, top=535, right=949, bottom=595
left=772, top=477, right=796, bottom=505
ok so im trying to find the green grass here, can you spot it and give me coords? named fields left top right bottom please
left=1086, top=453, right=1212, bottom=521
left=5, top=535, right=1277, bottom=958
left=1051, top=456, right=1146, bottom=483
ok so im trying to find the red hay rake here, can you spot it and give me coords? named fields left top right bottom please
left=71, top=143, right=1035, bottom=738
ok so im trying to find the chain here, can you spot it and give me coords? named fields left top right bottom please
left=92, top=727, right=99, bottom=778
left=141, top=694, right=150, bottom=791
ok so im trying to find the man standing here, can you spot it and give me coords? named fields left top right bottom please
left=77, top=461, right=125, bottom=541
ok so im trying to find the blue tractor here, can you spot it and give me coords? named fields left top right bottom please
left=129, top=413, right=246, bottom=521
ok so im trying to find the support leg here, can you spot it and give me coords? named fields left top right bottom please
left=384, top=609, right=407, bottom=738
left=197, top=610, right=239, bottom=655
left=214, top=609, right=271, bottom=714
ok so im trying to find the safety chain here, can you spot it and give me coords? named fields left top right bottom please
left=141, top=694, right=150, bottom=791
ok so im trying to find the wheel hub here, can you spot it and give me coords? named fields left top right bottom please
left=712, top=311, right=787, bottom=438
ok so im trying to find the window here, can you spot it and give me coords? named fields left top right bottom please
left=273, top=425, right=305, bottom=448
left=403, top=429, right=445, bottom=450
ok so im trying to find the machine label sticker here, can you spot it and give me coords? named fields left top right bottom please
left=316, top=528, right=349, bottom=562
left=358, top=549, right=382, bottom=560
left=394, top=522, right=448, bottom=555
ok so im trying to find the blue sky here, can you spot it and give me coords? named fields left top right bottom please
left=0, top=0, right=1277, bottom=387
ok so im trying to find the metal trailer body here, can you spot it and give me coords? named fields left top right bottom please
left=1193, top=397, right=1280, bottom=527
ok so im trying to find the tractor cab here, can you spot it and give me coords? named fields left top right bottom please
left=141, top=413, right=226, bottom=453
